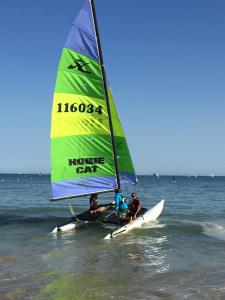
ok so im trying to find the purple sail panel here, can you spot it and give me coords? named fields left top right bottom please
left=52, top=175, right=117, bottom=200
left=65, top=0, right=98, bottom=61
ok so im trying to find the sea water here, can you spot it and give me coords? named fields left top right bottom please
left=0, top=175, right=225, bottom=299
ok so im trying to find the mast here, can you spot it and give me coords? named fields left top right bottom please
left=90, top=0, right=121, bottom=190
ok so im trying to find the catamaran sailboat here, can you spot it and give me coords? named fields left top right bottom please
left=50, top=0, right=164, bottom=238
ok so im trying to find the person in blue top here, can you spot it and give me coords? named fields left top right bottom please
left=114, top=188, right=128, bottom=219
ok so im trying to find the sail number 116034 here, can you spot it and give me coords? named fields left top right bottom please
left=57, top=103, right=103, bottom=114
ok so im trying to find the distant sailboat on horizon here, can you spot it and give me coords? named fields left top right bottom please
left=153, top=173, right=159, bottom=178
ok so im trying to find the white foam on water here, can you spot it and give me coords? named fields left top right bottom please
left=142, top=220, right=166, bottom=229
left=202, top=223, right=225, bottom=240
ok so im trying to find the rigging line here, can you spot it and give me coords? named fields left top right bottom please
left=68, top=199, right=76, bottom=216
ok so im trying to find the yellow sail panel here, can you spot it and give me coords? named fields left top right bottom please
left=108, top=88, right=125, bottom=138
left=51, top=93, right=110, bottom=138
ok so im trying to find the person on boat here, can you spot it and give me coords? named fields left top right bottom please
left=114, top=188, right=128, bottom=219
left=89, top=193, right=106, bottom=214
left=128, top=192, right=141, bottom=220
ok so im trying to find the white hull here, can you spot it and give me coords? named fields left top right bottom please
left=51, top=222, right=76, bottom=233
left=104, top=199, right=164, bottom=239
left=51, top=219, right=89, bottom=233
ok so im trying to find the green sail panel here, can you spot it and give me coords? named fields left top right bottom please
left=108, top=87, right=137, bottom=185
left=51, top=135, right=115, bottom=183
left=55, top=49, right=105, bottom=99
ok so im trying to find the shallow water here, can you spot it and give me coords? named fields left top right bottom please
left=0, top=175, right=225, bottom=299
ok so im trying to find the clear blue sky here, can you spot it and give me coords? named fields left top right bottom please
left=0, top=0, right=225, bottom=175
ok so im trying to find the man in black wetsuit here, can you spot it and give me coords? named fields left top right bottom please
left=128, top=192, right=141, bottom=220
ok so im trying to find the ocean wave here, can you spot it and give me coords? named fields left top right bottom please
left=202, top=223, right=225, bottom=240
left=0, top=211, right=70, bottom=226
left=0, top=206, right=85, bottom=226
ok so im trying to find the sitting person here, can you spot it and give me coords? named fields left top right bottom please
left=128, top=192, right=141, bottom=220
left=114, top=188, right=128, bottom=220
left=89, top=193, right=107, bottom=214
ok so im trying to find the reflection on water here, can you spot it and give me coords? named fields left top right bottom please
left=50, top=228, right=77, bottom=246
left=41, top=225, right=170, bottom=299
left=39, top=227, right=170, bottom=299
left=121, top=232, right=170, bottom=274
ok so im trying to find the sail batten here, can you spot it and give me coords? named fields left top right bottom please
left=50, top=0, right=137, bottom=200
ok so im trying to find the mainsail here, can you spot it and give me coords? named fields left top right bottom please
left=51, top=0, right=137, bottom=200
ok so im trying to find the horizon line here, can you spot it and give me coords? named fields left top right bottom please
left=0, top=173, right=224, bottom=177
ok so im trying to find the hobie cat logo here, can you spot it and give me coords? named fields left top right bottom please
left=68, top=157, right=105, bottom=174
left=68, top=59, right=91, bottom=74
